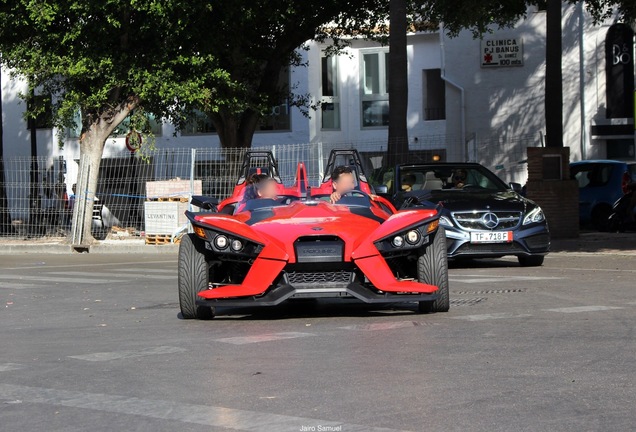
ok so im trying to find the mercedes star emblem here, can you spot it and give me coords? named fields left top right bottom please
left=482, top=212, right=499, bottom=229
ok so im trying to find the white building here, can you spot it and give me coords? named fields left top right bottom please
left=1, top=3, right=634, bottom=187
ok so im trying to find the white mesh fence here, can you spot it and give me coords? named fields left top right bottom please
left=0, top=134, right=543, bottom=239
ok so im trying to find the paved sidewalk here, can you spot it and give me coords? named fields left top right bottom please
left=0, top=232, right=634, bottom=255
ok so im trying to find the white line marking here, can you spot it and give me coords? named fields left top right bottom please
left=214, top=332, right=316, bottom=345
left=3, top=260, right=175, bottom=271
left=115, top=268, right=176, bottom=274
left=541, top=266, right=636, bottom=274
left=451, top=313, right=532, bottom=322
left=0, top=283, right=39, bottom=289
left=0, top=384, right=410, bottom=432
left=543, top=306, right=624, bottom=313
left=0, top=275, right=123, bottom=285
left=69, top=346, right=186, bottom=362
left=0, top=363, right=24, bottom=372
left=339, top=321, right=421, bottom=331
left=449, top=275, right=563, bottom=284
left=47, top=271, right=172, bottom=280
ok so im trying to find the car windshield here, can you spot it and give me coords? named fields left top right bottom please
left=400, top=166, right=509, bottom=192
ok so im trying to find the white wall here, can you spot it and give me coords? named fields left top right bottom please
left=2, top=5, right=631, bottom=184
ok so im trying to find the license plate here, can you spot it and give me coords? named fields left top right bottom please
left=470, top=231, right=513, bottom=243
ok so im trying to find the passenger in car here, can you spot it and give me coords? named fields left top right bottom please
left=330, top=165, right=356, bottom=203
left=451, top=169, right=468, bottom=189
left=401, top=173, right=417, bottom=192
left=235, top=174, right=278, bottom=213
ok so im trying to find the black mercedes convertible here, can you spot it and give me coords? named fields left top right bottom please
left=377, top=162, right=550, bottom=266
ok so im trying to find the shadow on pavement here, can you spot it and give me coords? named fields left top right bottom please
left=550, top=231, right=636, bottom=254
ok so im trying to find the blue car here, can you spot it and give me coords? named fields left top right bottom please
left=570, top=160, right=636, bottom=230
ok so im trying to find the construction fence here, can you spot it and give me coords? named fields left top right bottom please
left=0, top=133, right=541, bottom=241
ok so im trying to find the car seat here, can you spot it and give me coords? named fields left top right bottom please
left=422, top=172, right=444, bottom=190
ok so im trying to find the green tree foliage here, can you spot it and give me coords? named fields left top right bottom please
left=0, top=0, right=226, bottom=243
left=180, top=0, right=392, bottom=148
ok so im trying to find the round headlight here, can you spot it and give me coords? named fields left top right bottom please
left=214, top=235, right=228, bottom=249
left=392, top=236, right=404, bottom=248
left=230, top=239, right=243, bottom=252
left=406, top=230, right=420, bottom=245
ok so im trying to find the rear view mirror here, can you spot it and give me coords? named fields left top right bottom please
left=374, top=185, right=388, bottom=194
left=509, top=182, right=523, bottom=194
left=190, top=195, right=219, bottom=211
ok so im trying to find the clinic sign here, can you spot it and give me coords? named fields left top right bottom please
left=481, top=38, right=524, bottom=68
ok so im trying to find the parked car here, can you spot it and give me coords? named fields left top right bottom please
left=570, top=160, right=636, bottom=230
left=377, top=163, right=550, bottom=267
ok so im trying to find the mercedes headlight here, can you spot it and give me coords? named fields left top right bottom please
left=523, top=207, right=545, bottom=225
left=439, top=216, right=453, bottom=227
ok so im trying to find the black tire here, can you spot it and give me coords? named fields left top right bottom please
left=518, top=255, right=544, bottom=267
left=591, top=205, right=612, bottom=232
left=178, top=234, right=215, bottom=320
left=417, top=227, right=450, bottom=313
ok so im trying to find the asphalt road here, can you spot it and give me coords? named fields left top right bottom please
left=0, top=252, right=634, bottom=432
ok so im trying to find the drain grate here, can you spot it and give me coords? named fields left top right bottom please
left=453, top=289, right=525, bottom=295
left=450, top=297, right=488, bottom=306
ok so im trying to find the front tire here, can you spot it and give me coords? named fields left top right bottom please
left=178, top=234, right=215, bottom=320
left=417, top=227, right=450, bottom=313
left=518, top=255, right=545, bottom=267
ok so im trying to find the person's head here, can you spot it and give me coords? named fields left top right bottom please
left=401, top=173, right=416, bottom=191
left=248, top=173, right=277, bottom=199
left=452, top=169, right=467, bottom=187
left=331, top=166, right=355, bottom=193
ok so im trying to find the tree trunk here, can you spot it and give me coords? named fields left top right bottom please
left=545, top=0, right=563, bottom=148
left=212, top=108, right=260, bottom=149
left=0, top=70, right=12, bottom=234
left=71, top=99, right=137, bottom=245
left=387, top=0, right=410, bottom=165
left=73, top=129, right=106, bottom=245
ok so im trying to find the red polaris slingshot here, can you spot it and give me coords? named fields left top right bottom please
left=178, top=149, right=449, bottom=319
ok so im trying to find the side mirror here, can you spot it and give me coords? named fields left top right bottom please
left=374, top=185, right=388, bottom=194
left=509, top=182, right=522, bottom=194
left=190, top=195, right=219, bottom=211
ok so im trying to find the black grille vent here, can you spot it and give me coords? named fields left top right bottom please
left=286, top=270, right=352, bottom=285
left=453, top=211, right=521, bottom=230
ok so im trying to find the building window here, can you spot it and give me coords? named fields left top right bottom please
left=361, top=50, right=390, bottom=128
left=27, top=94, right=53, bottom=130
left=111, top=113, right=163, bottom=137
left=182, top=71, right=291, bottom=135
left=321, top=55, right=340, bottom=130
left=183, top=110, right=216, bottom=135
left=423, top=69, right=446, bottom=121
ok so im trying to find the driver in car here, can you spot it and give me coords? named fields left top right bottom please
left=329, top=166, right=356, bottom=203
left=235, top=174, right=278, bottom=213
left=451, top=169, right=468, bottom=189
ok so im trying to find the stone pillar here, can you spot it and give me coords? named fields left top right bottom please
left=526, top=147, right=579, bottom=239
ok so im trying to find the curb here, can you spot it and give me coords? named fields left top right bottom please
left=0, top=241, right=179, bottom=255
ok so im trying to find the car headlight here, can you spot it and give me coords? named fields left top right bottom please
left=392, top=236, right=404, bottom=247
left=523, top=207, right=545, bottom=225
left=230, top=239, right=243, bottom=252
left=405, top=230, right=420, bottom=245
left=214, top=234, right=229, bottom=249
left=439, top=216, right=453, bottom=227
